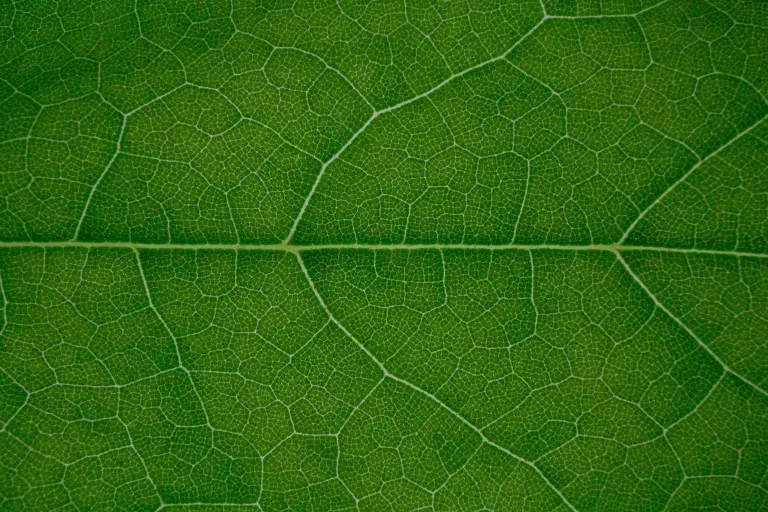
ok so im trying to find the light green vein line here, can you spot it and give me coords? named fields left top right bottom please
left=295, top=251, right=580, bottom=512
left=72, top=114, right=127, bottom=241
left=544, top=0, right=672, bottom=18
left=283, top=13, right=549, bottom=244
left=133, top=248, right=215, bottom=429
left=0, top=267, right=7, bottom=339
left=614, top=249, right=768, bottom=399
left=1, top=241, right=766, bottom=259
left=158, top=504, right=262, bottom=510
left=619, top=112, right=768, bottom=245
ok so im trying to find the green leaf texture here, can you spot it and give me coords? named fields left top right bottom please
left=1, top=0, right=767, bottom=510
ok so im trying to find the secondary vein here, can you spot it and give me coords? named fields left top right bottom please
left=282, top=13, right=550, bottom=244
left=614, top=249, right=768, bottom=399
left=296, top=251, right=579, bottom=512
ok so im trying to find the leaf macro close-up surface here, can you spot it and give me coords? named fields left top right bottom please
left=1, top=0, right=768, bottom=510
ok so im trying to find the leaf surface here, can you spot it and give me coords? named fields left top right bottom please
left=1, top=0, right=767, bottom=510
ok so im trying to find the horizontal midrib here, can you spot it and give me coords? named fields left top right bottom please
left=0, top=241, right=765, bottom=259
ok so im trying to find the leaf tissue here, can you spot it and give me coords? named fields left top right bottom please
left=1, top=0, right=767, bottom=510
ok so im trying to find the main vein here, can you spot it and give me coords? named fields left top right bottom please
left=0, top=241, right=765, bottom=259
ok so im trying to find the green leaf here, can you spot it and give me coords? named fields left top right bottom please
left=1, top=0, right=767, bottom=510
